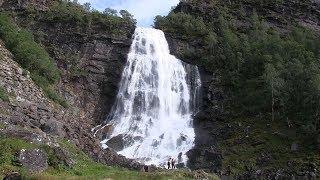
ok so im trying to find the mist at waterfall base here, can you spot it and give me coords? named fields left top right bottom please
left=99, top=27, right=201, bottom=166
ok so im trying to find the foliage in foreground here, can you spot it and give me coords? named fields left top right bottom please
left=0, top=136, right=217, bottom=180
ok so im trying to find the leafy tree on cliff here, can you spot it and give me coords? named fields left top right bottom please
left=104, top=8, right=118, bottom=16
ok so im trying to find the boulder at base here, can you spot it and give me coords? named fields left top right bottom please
left=18, top=149, right=48, bottom=173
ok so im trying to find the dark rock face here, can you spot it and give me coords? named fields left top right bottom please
left=39, top=118, right=65, bottom=137
left=3, top=172, right=22, bottom=180
left=96, top=148, right=143, bottom=170
left=28, top=21, right=134, bottom=125
left=18, top=149, right=48, bottom=173
left=106, top=134, right=125, bottom=152
left=165, top=33, right=225, bottom=170
left=187, top=148, right=222, bottom=172
left=95, top=124, right=114, bottom=140
left=0, top=3, right=139, bottom=172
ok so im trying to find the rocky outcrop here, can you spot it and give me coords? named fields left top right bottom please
left=18, top=149, right=48, bottom=173
left=165, top=34, right=226, bottom=171
left=0, top=0, right=139, bottom=170
left=52, top=146, right=76, bottom=167
left=23, top=15, right=134, bottom=126
left=0, top=37, right=140, bottom=171
left=0, top=40, right=66, bottom=139
left=96, top=148, right=143, bottom=170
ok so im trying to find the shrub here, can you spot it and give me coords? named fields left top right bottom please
left=0, top=86, right=9, bottom=102
left=0, top=13, right=68, bottom=107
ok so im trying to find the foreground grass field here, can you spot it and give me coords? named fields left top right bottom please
left=0, top=136, right=219, bottom=180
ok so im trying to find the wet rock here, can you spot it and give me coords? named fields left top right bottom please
left=98, top=148, right=143, bottom=170
left=106, top=134, right=125, bottom=152
left=3, top=172, right=21, bottom=180
left=221, top=175, right=233, bottom=180
left=176, top=162, right=185, bottom=168
left=186, top=148, right=222, bottom=171
left=18, top=149, right=48, bottom=173
left=95, top=124, right=114, bottom=140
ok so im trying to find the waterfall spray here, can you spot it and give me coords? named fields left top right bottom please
left=99, top=27, right=201, bottom=166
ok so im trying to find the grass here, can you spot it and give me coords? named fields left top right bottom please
left=0, top=123, right=6, bottom=129
left=0, top=86, right=9, bottom=102
left=0, top=136, right=35, bottom=178
left=0, top=136, right=217, bottom=180
left=218, top=116, right=320, bottom=176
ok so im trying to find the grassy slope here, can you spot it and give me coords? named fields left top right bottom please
left=219, top=116, right=320, bottom=176
left=0, top=136, right=219, bottom=180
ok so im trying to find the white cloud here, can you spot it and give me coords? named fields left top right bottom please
left=78, top=0, right=179, bottom=27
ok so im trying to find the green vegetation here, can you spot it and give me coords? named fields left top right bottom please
left=219, top=116, right=320, bottom=176
left=0, top=136, right=35, bottom=178
left=155, top=0, right=320, bottom=175
left=0, top=13, right=68, bottom=108
left=155, top=13, right=208, bottom=40
left=0, top=86, right=9, bottom=102
left=0, top=0, right=137, bottom=108
left=0, top=136, right=214, bottom=179
left=44, top=0, right=136, bottom=38
left=0, top=123, right=6, bottom=129
left=155, top=0, right=320, bottom=146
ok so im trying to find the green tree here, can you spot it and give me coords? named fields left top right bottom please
left=103, top=8, right=118, bottom=16
left=263, top=62, right=284, bottom=121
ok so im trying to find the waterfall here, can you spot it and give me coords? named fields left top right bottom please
left=100, top=27, right=201, bottom=166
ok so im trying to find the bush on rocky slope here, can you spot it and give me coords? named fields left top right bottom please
left=0, top=86, right=9, bottom=102
left=0, top=13, right=68, bottom=107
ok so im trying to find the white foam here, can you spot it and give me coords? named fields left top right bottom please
left=100, top=27, right=201, bottom=166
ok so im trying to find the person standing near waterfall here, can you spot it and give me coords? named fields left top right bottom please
left=171, top=158, right=176, bottom=169
left=167, top=158, right=172, bottom=169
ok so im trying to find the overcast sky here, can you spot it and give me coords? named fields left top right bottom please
left=78, top=0, right=180, bottom=27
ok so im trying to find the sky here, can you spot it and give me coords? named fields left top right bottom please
left=78, top=0, right=180, bottom=27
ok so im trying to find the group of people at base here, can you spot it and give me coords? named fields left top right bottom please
left=167, top=158, right=176, bottom=169
left=140, top=157, right=178, bottom=173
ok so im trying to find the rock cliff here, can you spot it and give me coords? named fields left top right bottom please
left=0, top=0, right=142, bottom=173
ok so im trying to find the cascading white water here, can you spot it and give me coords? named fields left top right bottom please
left=99, top=27, right=201, bottom=166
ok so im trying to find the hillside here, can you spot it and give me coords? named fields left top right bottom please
left=0, top=0, right=319, bottom=179
left=155, top=0, right=320, bottom=178
left=0, top=0, right=144, bottom=178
